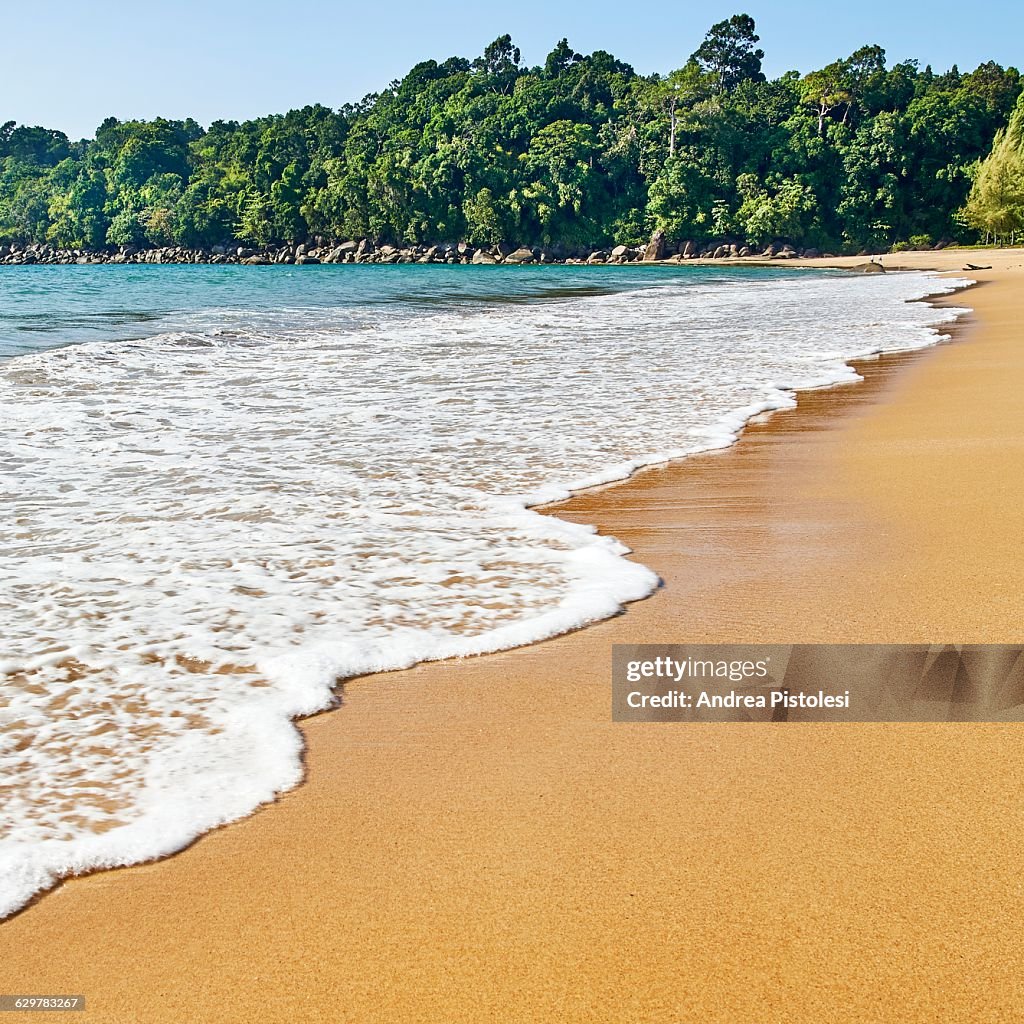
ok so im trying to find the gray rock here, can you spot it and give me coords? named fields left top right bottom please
left=504, top=247, right=536, bottom=264
left=642, top=230, right=665, bottom=261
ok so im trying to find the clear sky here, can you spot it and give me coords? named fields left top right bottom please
left=8, top=0, right=1024, bottom=139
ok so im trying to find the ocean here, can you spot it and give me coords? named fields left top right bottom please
left=0, top=263, right=970, bottom=916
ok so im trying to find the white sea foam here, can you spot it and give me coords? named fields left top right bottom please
left=0, top=268, right=970, bottom=917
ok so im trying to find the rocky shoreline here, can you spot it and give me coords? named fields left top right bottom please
left=0, top=229, right=871, bottom=267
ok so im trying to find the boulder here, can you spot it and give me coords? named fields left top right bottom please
left=242, top=255, right=270, bottom=265
left=295, top=255, right=320, bottom=265
left=471, top=250, right=497, bottom=264
left=611, top=244, right=629, bottom=258
left=504, top=247, right=536, bottom=264
left=859, top=261, right=886, bottom=274
left=587, top=250, right=609, bottom=264
left=642, top=229, right=666, bottom=262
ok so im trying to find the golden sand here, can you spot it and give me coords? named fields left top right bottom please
left=2, top=249, right=1024, bottom=1022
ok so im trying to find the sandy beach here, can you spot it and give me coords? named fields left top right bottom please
left=3, top=248, right=1024, bottom=1022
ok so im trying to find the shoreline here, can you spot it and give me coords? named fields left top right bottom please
left=3, top=248, right=1024, bottom=1021
left=0, top=261, right=969, bottom=921
left=535, top=273, right=976, bottom=513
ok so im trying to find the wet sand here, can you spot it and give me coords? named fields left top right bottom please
left=3, top=249, right=1024, bottom=1022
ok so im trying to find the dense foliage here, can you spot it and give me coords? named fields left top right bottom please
left=2, top=15, right=1020, bottom=254
left=963, top=89, right=1024, bottom=241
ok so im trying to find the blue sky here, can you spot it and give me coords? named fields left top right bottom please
left=9, top=1, right=1024, bottom=139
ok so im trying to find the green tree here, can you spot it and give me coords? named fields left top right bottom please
left=474, top=35, right=522, bottom=95
left=736, top=174, right=818, bottom=244
left=690, top=14, right=765, bottom=92
left=962, top=91, right=1024, bottom=238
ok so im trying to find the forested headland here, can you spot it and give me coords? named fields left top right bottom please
left=2, top=14, right=1023, bottom=263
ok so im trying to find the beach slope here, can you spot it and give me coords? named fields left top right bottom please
left=2, top=249, right=1024, bottom=1023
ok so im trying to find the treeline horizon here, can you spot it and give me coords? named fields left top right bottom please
left=2, top=14, right=1022, bottom=255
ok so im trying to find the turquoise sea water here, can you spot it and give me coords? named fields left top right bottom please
left=0, top=262, right=704, bottom=359
left=0, top=262, right=970, bottom=918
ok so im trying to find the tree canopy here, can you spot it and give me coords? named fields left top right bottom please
left=1, top=15, right=1020, bottom=254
